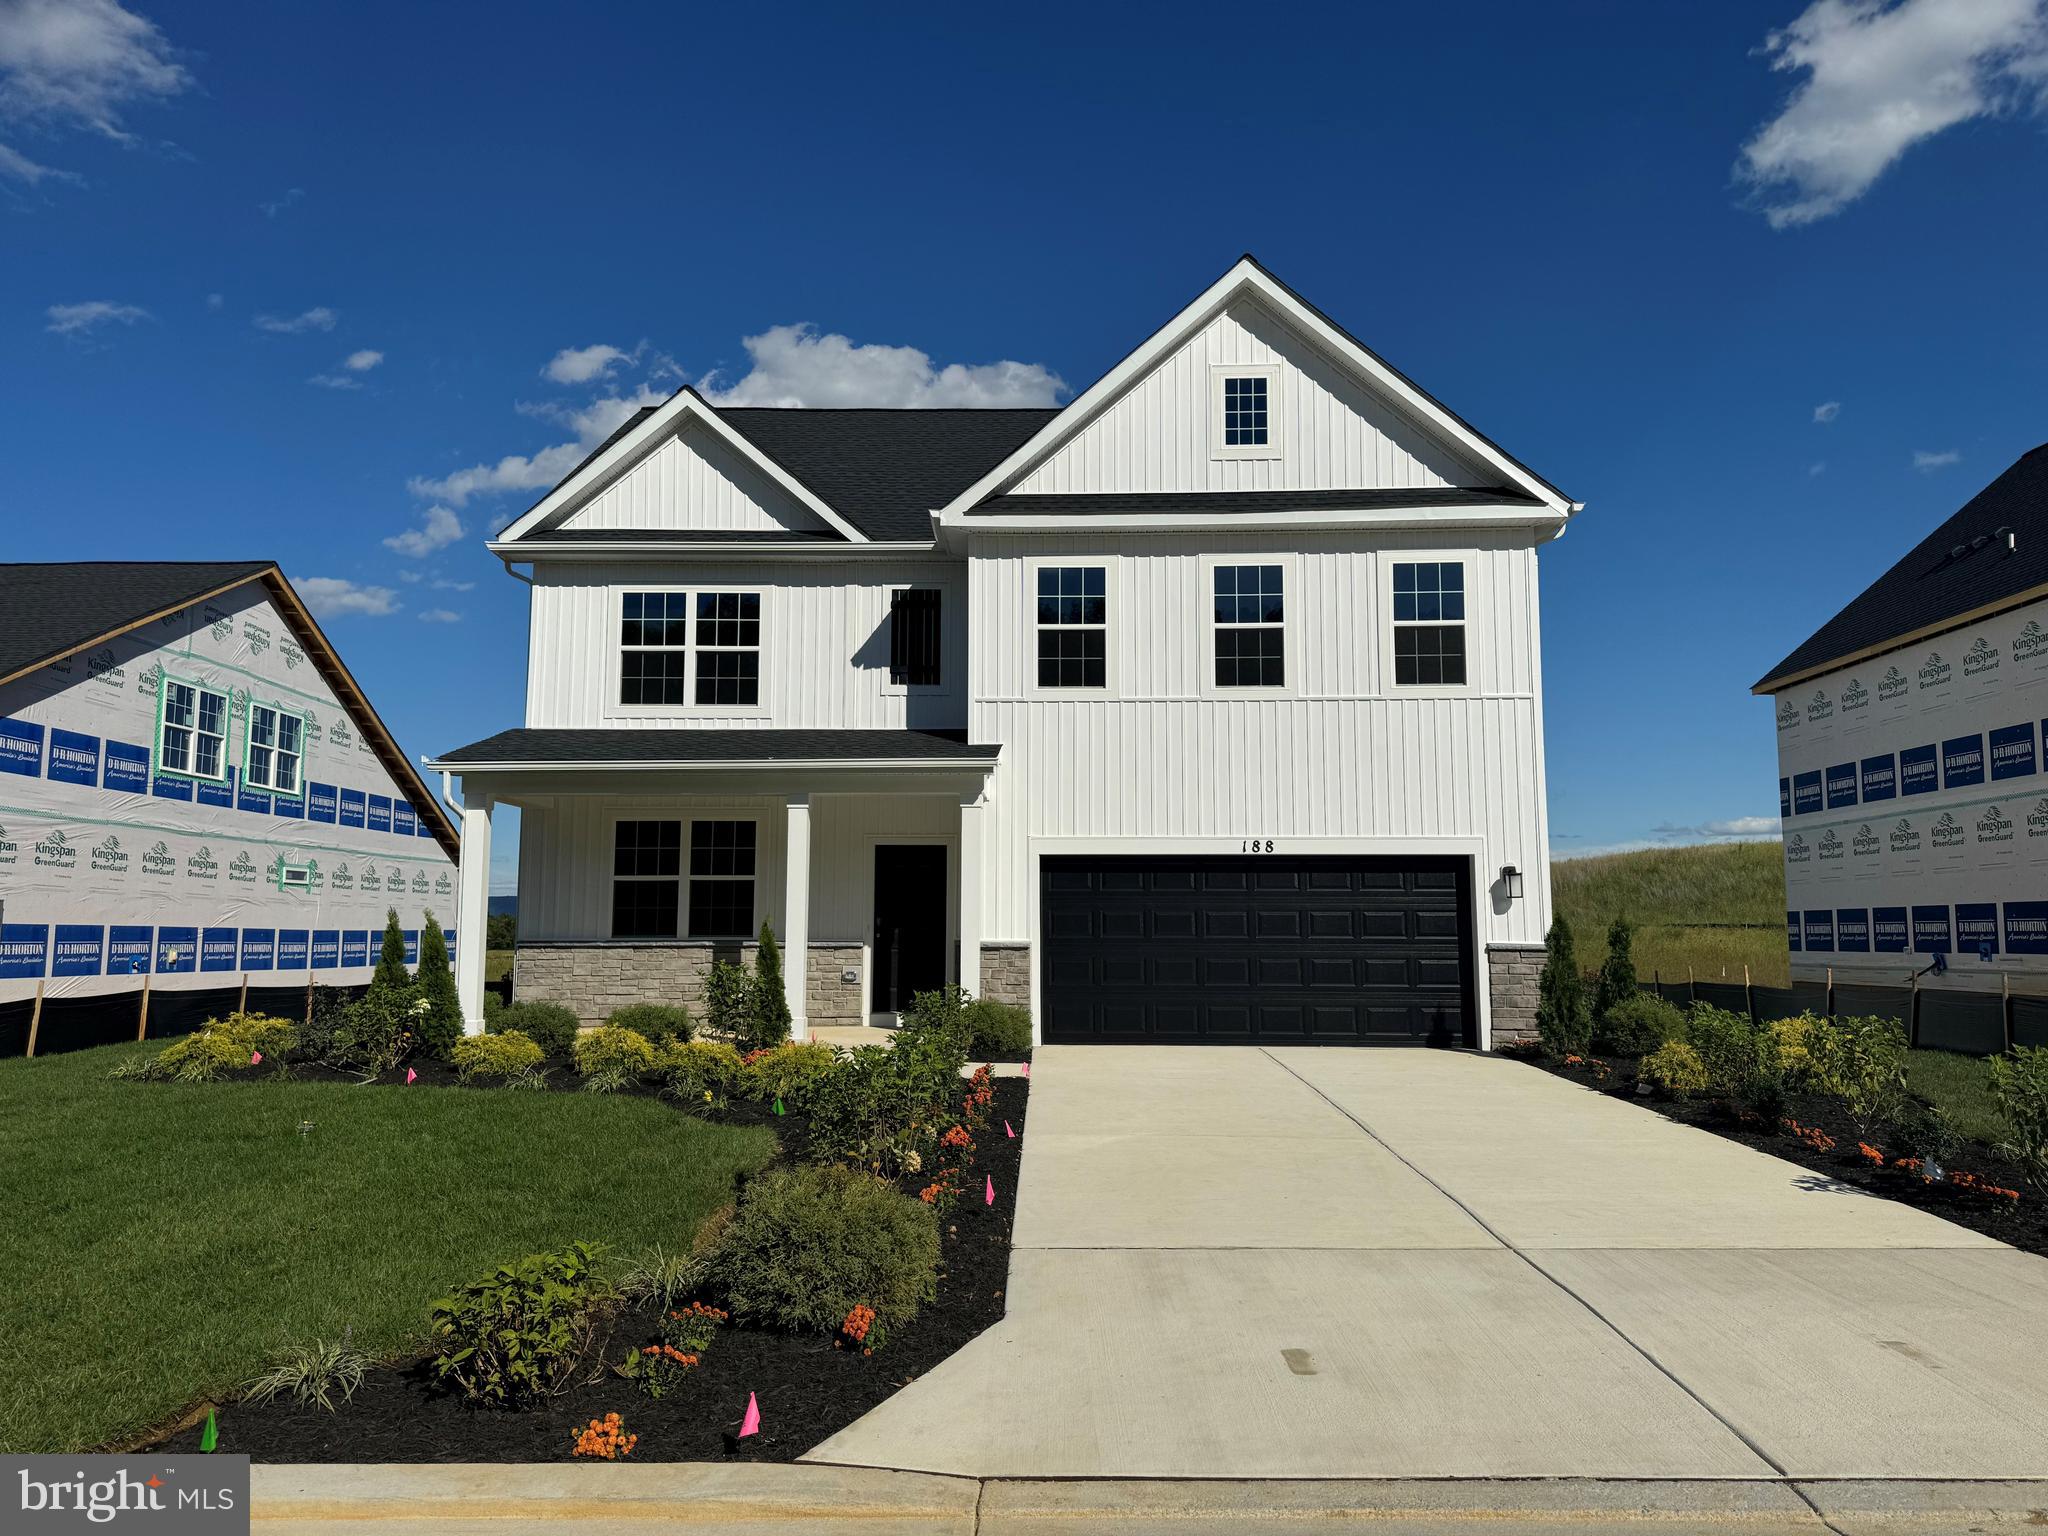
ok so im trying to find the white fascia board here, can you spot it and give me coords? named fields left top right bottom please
left=931, top=257, right=1578, bottom=521
left=493, top=389, right=867, bottom=544
left=489, top=539, right=940, bottom=562
left=934, top=504, right=1567, bottom=537
left=423, top=757, right=996, bottom=774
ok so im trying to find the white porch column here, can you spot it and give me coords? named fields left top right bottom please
left=455, top=787, right=493, bottom=1036
left=958, top=790, right=984, bottom=998
left=782, top=793, right=811, bottom=1041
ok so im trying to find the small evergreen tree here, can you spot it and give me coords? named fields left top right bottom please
left=1592, top=914, right=1639, bottom=1024
left=748, top=919, right=793, bottom=1048
left=371, top=908, right=411, bottom=995
left=413, top=910, right=463, bottom=1058
left=1535, top=914, right=1592, bottom=1057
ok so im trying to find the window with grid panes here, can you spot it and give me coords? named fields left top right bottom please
left=1035, top=566, right=1106, bottom=688
left=1391, top=561, right=1467, bottom=686
left=612, top=820, right=681, bottom=938
left=619, top=592, right=691, bottom=705
left=1221, top=375, right=1269, bottom=446
left=694, top=592, right=761, bottom=706
left=1213, top=564, right=1284, bottom=686
left=687, top=820, right=756, bottom=937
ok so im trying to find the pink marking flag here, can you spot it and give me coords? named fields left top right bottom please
left=1020, top=1061, right=1030, bottom=1076
left=1004, top=1120, right=1016, bottom=1139
left=405, top=1067, right=417, bottom=1084
left=985, top=1174, right=995, bottom=1206
left=249, top=1051, right=262, bottom=1066
left=738, top=1391, right=760, bottom=1438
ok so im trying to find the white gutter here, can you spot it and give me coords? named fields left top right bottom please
left=423, top=756, right=999, bottom=774
left=488, top=539, right=945, bottom=561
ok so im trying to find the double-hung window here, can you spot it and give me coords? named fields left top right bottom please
left=1213, top=564, right=1284, bottom=687
left=889, top=587, right=942, bottom=686
left=1391, top=561, right=1467, bottom=686
left=620, top=592, right=691, bottom=705
left=612, top=820, right=681, bottom=938
left=1035, top=566, right=1106, bottom=688
left=246, top=701, right=305, bottom=796
left=695, top=592, right=761, bottom=705
left=687, top=820, right=756, bottom=937
left=158, top=677, right=229, bottom=780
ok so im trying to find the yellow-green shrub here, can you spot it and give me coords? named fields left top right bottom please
left=117, top=1012, right=298, bottom=1082
left=1768, top=1014, right=1820, bottom=1087
left=573, top=1025, right=657, bottom=1089
left=742, top=1041, right=839, bottom=1108
left=1641, top=1040, right=1710, bottom=1098
left=659, top=1039, right=745, bottom=1103
left=452, top=1029, right=545, bottom=1082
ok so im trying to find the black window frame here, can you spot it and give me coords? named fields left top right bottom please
left=618, top=591, right=691, bottom=707
left=1221, top=374, right=1270, bottom=447
left=1391, top=561, right=1468, bottom=687
left=1212, top=563, right=1285, bottom=687
left=693, top=591, right=762, bottom=707
left=1035, top=565, right=1107, bottom=689
left=611, top=819, right=682, bottom=938
left=686, top=819, right=757, bottom=938
left=888, top=586, right=943, bottom=687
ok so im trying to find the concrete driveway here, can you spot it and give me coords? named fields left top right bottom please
left=807, top=1045, right=2048, bottom=1480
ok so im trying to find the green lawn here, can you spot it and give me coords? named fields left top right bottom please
left=1907, top=1048, right=2007, bottom=1147
left=486, top=947, right=514, bottom=983
left=0, top=1042, right=776, bottom=1454
left=1553, top=842, right=1789, bottom=986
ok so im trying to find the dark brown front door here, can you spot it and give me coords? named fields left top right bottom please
left=872, top=844, right=948, bottom=1013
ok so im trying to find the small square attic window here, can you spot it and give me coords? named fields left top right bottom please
left=1213, top=366, right=1277, bottom=458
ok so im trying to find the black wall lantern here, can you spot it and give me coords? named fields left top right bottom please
left=1500, top=865, right=1524, bottom=900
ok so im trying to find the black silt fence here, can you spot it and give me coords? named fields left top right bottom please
left=1916, top=991, right=2009, bottom=1056
left=1831, top=984, right=1912, bottom=1031
left=2014, top=997, right=2048, bottom=1050
left=1654, top=980, right=1695, bottom=1008
left=1749, top=985, right=1805, bottom=1023
left=1692, top=981, right=1750, bottom=1015
left=1, top=980, right=369, bottom=1060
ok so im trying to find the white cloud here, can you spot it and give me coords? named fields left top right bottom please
left=418, top=608, right=461, bottom=623
left=307, top=373, right=360, bottom=390
left=1813, top=399, right=1841, bottom=422
left=431, top=577, right=474, bottom=592
left=1647, top=815, right=1782, bottom=843
left=542, top=342, right=630, bottom=385
left=383, top=504, right=465, bottom=557
left=343, top=348, right=382, bottom=372
left=1914, top=448, right=1962, bottom=470
left=0, top=0, right=191, bottom=144
left=0, top=137, right=77, bottom=184
left=1809, top=461, right=1828, bottom=476
left=258, top=186, right=302, bottom=218
left=397, top=569, right=422, bottom=584
left=44, top=297, right=145, bottom=334
left=417, top=384, right=670, bottom=507
left=294, top=576, right=398, bottom=618
left=700, top=323, right=1067, bottom=407
left=203, top=291, right=222, bottom=311
left=254, top=306, right=336, bottom=334
left=1739, top=0, right=2048, bottom=229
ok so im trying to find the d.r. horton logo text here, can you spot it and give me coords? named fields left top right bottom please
left=1918, top=651, right=1951, bottom=688
left=1963, top=636, right=2001, bottom=677
left=1805, top=689, right=1832, bottom=723
left=1889, top=818, right=1920, bottom=853
left=1838, top=677, right=1869, bottom=712
left=1931, top=812, right=1965, bottom=849
left=1817, top=829, right=1843, bottom=861
left=1877, top=665, right=1909, bottom=701
left=1852, top=823, right=1880, bottom=857
left=1976, top=805, right=2014, bottom=844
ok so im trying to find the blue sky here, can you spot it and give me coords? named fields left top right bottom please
left=6, top=0, right=2048, bottom=890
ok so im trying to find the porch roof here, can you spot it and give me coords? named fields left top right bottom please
left=428, top=727, right=1001, bottom=773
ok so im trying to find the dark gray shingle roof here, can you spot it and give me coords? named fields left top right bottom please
left=1755, top=444, right=2048, bottom=690
left=433, top=727, right=1000, bottom=767
left=0, top=561, right=275, bottom=682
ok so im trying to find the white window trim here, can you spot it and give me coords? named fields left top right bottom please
left=154, top=672, right=231, bottom=784
left=607, top=586, right=769, bottom=719
left=879, top=581, right=946, bottom=697
left=1199, top=552, right=1298, bottom=700
left=1381, top=549, right=1479, bottom=697
left=244, top=697, right=308, bottom=798
left=685, top=817, right=760, bottom=940
left=1211, top=363, right=1280, bottom=461
left=1023, top=555, right=1118, bottom=698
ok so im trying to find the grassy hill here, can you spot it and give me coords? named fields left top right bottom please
left=1551, top=841, right=1788, bottom=986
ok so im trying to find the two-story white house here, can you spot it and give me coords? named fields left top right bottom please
left=433, top=257, right=1578, bottom=1049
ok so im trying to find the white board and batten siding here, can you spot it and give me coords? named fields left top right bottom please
left=966, top=528, right=1553, bottom=950
left=1011, top=299, right=1489, bottom=496
left=551, top=420, right=835, bottom=536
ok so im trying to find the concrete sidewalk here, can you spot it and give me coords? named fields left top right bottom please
left=249, top=1464, right=2048, bottom=1533
left=805, top=1045, right=2048, bottom=1481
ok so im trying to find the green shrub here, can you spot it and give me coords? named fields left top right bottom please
left=412, top=911, right=463, bottom=1058
left=329, top=985, right=421, bottom=1073
left=242, top=1336, right=370, bottom=1411
left=427, top=1241, right=613, bottom=1407
left=486, top=911, right=517, bottom=950
left=741, top=1041, right=839, bottom=1109
left=1593, top=994, right=1682, bottom=1056
left=606, top=1003, right=693, bottom=1045
left=481, top=988, right=506, bottom=1024
left=1535, top=916, right=1592, bottom=1058
left=1807, top=1013, right=1908, bottom=1133
left=703, top=961, right=755, bottom=1041
left=1683, top=1004, right=1782, bottom=1113
left=370, top=907, right=411, bottom=994
left=711, top=1166, right=939, bottom=1336
left=491, top=1001, right=580, bottom=1059
left=659, top=1039, right=747, bottom=1104
left=1592, top=915, right=1640, bottom=1027
left=962, top=997, right=1033, bottom=1057
left=744, top=921, right=793, bottom=1049
left=1768, top=1014, right=1821, bottom=1088
left=574, top=1025, right=658, bottom=1091
left=117, top=1012, right=299, bottom=1082
left=807, top=1027, right=963, bottom=1177
left=1641, top=1040, right=1710, bottom=1097
left=303, top=984, right=353, bottom=1062
left=1989, top=1045, right=2048, bottom=1195
left=452, top=1030, right=545, bottom=1083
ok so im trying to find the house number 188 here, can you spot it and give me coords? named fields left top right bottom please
left=1241, top=839, right=1275, bottom=853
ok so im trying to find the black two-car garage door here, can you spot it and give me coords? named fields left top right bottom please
left=1040, top=854, right=1473, bottom=1046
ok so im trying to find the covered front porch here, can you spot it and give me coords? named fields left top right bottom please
left=427, top=730, right=1001, bottom=1038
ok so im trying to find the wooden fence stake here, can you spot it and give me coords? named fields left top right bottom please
left=305, top=972, right=315, bottom=1026
left=238, top=973, right=248, bottom=1015
left=136, top=972, right=152, bottom=1043
left=27, top=978, right=44, bottom=1058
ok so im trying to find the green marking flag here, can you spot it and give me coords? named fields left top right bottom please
left=772, top=1096, right=785, bottom=1116
left=200, top=1408, right=218, bottom=1452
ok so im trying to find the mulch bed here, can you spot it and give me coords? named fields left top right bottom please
left=146, top=1071, right=1028, bottom=1463
left=1511, top=1048, right=2047, bottom=1258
